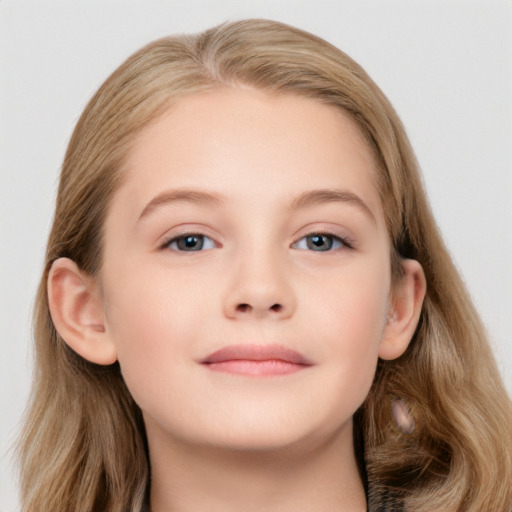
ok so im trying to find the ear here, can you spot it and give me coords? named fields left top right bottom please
left=379, top=259, right=426, bottom=361
left=47, top=257, right=117, bottom=365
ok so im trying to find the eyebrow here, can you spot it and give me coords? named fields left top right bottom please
left=290, top=189, right=376, bottom=223
left=138, top=187, right=376, bottom=223
left=138, top=189, right=225, bottom=220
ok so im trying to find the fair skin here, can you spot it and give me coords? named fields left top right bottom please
left=48, top=88, right=426, bottom=511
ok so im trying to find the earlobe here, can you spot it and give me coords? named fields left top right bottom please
left=379, top=259, right=426, bottom=361
left=47, top=258, right=117, bottom=365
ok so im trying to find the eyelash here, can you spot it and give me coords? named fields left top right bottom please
left=161, top=231, right=353, bottom=253
left=162, top=233, right=216, bottom=252
left=292, top=232, right=353, bottom=252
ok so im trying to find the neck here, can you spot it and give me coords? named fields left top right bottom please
left=146, top=418, right=367, bottom=512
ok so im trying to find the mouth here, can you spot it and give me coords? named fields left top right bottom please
left=201, top=344, right=313, bottom=377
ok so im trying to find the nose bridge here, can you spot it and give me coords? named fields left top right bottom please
left=223, top=234, right=295, bottom=319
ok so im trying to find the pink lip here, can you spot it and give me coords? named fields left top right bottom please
left=201, top=344, right=312, bottom=376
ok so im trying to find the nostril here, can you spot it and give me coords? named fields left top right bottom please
left=234, top=303, right=283, bottom=313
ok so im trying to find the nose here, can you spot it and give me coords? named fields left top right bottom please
left=222, top=245, right=296, bottom=320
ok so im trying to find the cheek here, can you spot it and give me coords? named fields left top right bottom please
left=305, top=262, right=390, bottom=399
left=309, top=259, right=390, bottom=348
left=104, top=255, right=208, bottom=337
left=101, top=262, right=208, bottom=400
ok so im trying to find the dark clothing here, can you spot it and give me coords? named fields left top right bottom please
left=140, top=489, right=402, bottom=511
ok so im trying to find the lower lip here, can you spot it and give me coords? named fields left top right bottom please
left=203, top=359, right=308, bottom=376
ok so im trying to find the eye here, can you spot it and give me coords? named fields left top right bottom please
left=164, top=234, right=216, bottom=252
left=292, top=233, right=348, bottom=252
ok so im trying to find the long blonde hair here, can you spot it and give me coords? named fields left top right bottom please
left=18, top=19, right=512, bottom=512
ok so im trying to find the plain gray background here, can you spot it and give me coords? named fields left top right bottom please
left=1, top=1, right=511, bottom=510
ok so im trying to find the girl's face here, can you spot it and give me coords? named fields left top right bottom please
left=99, top=87, right=404, bottom=452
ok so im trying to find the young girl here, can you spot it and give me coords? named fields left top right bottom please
left=17, top=19, right=511, bottom=512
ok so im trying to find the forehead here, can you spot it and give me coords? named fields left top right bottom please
left=114, top=87, right=384, bottom=224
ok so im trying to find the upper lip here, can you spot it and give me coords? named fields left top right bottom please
left=202, top=344, right=312, bottom=365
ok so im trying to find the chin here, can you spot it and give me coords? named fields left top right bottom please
left=190, top=408, right=353, bottom=457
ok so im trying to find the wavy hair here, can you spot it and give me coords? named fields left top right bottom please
left=18, top=19, right=512, bottom=512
